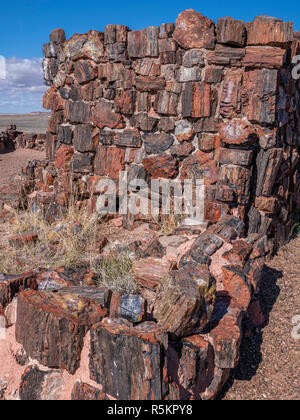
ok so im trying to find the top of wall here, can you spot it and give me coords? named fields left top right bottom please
left=43, top=9, right=296, bottom=72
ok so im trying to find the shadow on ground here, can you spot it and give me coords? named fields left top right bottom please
left=218, top=264, right=282, bottom=399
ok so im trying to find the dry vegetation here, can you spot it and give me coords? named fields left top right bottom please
left=0, top=203, right=137, bottom=294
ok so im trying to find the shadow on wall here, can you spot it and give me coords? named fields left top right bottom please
left=219, top=264, right=282, bottom=397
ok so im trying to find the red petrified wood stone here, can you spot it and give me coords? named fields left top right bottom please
left=143, top=154, right=179, bottom=179
left=242, top=47, right=286, bottom=69
left=222, top=265, right=252, bottom=311
left=0, top=271, right=37, bottom=314
left=153, top=264, right=216, bottom=337
left=91, top=99, right=125, bottom=129
left=177, top=335, right=215, bottom=399
left=133, top=258, right=173, bottom=290
left=216, top=17, right=246, bottom=46
left=89, top=318, right=168, bottom=400
left=15, top=288, right=109, bottom=374
left=247, top=15, right=293, bottom=47
left=71, top=381, right=108, bottom=400
left=182, top=82, right=211, bottom=118
left=94, top=145, right=125, bottom=180
left=173, top=9, right=216, bottom=50
left=218, top=119, right=258, bottom=146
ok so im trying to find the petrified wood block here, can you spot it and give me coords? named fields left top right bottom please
left=89, top=318, right=168, bottom=400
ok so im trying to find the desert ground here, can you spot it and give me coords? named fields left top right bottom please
left=0, top=112, right=50, bottom=134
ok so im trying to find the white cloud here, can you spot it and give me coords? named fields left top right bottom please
left=0, top=57, right=48, bottom=113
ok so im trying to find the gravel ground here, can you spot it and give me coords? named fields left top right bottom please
left=0, top=149, right=45, bottom=185
left=221, top=235, right=300, bottom=400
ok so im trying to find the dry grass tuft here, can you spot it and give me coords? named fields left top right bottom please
left=92, top=253, right=136, bottom=294
left=0, top=203, right=136, bottom=293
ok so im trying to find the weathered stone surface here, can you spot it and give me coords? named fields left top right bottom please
left=191, top=233, right=223, bottom=257
left=133, top=257, right=173, bottom=290
left=182, top=49, right=205, bottom=68
left=153, top=264, right=216, bottom=337
left=114, top=129, right=142, bottom=148
left=207, top=44, right=245, bottom=66
left=154, top=91, right=178, bottom=115
left=242, top=46, right=286, bottom=69
left=134, top=76, right=166, bottom=92
left=91, top=99, right=124, bottom=129
left=19, top=366, right=64, bottom=400
left=255, top=196, right=278, bottom=214
left=170, top=142, right=194, bottom=158
left=218, top=148, right=253, bottom=167
left=104, top=24, right=128, bottom=44
left=143, top=154, right=179, bottom=179
left=176, top=67, right=202, bottom=82
left=57, top=126, right=73, bottom=145
left=203, top=67, right=224, bottom=84
left=64, top=31, right=105, bottom=62
left=110, top=293, right=147, bottom=324
left=174, top=120, right=194, bottom=142
left=243, top=69, right=278, bottom=124
left=0, top=271, right=37, bottom=314
left=114, top=90, right=135, bottom=115
left=198, top=133, right=221, bottom=152
left=223, top=240, right=252, bottom=267
left=175, top=335, right=214, bottom=399
left=207, top=216, right=244, bottom=242
left=73, top=124, right=98, bottom=152
left=217, top=17, right=246, bottom=46
left=128, top=27, right=159, bottom=58
left=173, top=9, right=216, bottom=50
left=50, top=29, right=65, bottom=44
left=143, top=132, right=174, bottom=154
left=65, top=101, right=90, bottom=124
left=90, top=318, right=168, bottom=400
left=218, top=119, right=258, bottom=146
left=222, top=265, right=252, bottom=311
left=182, top=82, right=211, bottom=118
left=15, top=288, right=109, bottom=374
left=219, top=69, right=243, bottom=118
left=255, top=148, right=283, bottom=196
left=94, top=145, right=125, bottom=179
left=134, top=58, right=161, bottom=76
left=71, top=381, right=108, bottom=400
left=131, top=112, right=158, bottom=131
left=181, top=155, right=218, bottom=185
left=247, top=15, right=294, bottom=47
left=73, top=60, right=98, bottom=84
left=72, top=152, right=94, bottom=173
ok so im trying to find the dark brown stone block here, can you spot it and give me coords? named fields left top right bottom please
left=16, top=288, right=109, bottom=374
left=216, top=17, right=246, bottom=46
left=153, top=264, right=216, bottom=337
left=89, top=318, right=168, bottom=400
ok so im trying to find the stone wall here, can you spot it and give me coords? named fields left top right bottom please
left=39, top=9, right=300, bottom=247
left=1, top=9, right=300, bottom=400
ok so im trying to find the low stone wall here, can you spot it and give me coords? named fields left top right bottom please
left=0, top=8, right=299, bottom=400
left=0, top=125, right=46, bottom=152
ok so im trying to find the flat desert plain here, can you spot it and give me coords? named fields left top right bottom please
left=0, top=112, right=50, bottom=133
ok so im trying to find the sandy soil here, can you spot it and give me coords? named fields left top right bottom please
left=0, top=149, right=45, bottom=185
left=221, top=236, right=300, bottom=400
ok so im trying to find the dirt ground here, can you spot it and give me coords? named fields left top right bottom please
left=0, top=149, right=45, bottom=185
left=221, top=236, right=300, bottom=400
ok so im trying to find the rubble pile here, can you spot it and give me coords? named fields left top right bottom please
left=0, top=9, right=299, bottom=400
left=0, top=125, right=46, bottom=152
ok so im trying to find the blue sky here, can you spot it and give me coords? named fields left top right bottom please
left=0, top=0, right=299, bottom=113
